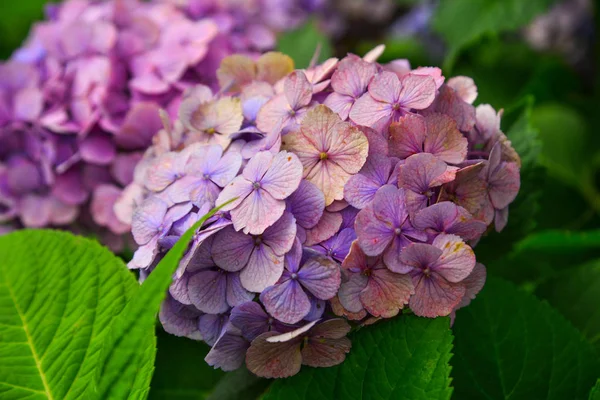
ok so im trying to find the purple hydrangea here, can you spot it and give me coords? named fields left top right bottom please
left=123, top=46, right=521, bottom=378
left=0, top=0, right=321, bottom=250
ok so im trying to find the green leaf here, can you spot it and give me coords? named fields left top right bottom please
left=149, top=329, right=225, bottom=400
left=277, top=20, right=332, bottom=68
left=590, top=380, right=600, bottom=400
left=433, top=0, right=557, bottom=69
left=98, top=201, right=232, bottom=399
left=206, top=367, right=269, bottom=400
left=264, top=316, right=453, bottom=400
left=515, top=229, right=600, bottom=253
left=531, top=103, right=591, bottom=185
left=535, top=259, right=600, bottom=351
left=0, top=230, right=138, bottom=400
left=452, top=277, right=600, bottom=399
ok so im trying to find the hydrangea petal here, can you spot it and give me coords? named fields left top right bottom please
left=360, top=265, right=413, bottom=318
left=188, top=269, right=229, bottom=314
left=260, top=279, right=312, bottom=324
left=246, top=332, right=302, bottom=378
left=211, top=226, right=255, bottom=272
left=286, top=180, right=325, bottom=229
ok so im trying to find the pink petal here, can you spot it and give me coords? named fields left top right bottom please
left=302, top=334, right=351, bottom=368
left=261, top=151, right=303, bottom=199
left=368, top=71, right=401, bottom=103
left=323, top=92, right=354, bottom=121
left=398, top=74, right=437, bottom=110
left=410, top=273, right=465, bottom=318
left=360, top=266, right=413, bottom=318
left=284, top=71, right=312, bottom=109
left=424, top=114, right=468, bottom=164
left=447, top=76, right=477, bottom=104
left=388, top=114, right=427, bottom=159
left=431, top=234, right=476, bottom=282
left=349, top=92, right=392, bottom=128
left=230, top=188, right=286, bottom=235
left=304, top=211, right=343, bottom=247
left=456, top=262, right=486, bottom=309
left=246, top=332, right=302, bottom=378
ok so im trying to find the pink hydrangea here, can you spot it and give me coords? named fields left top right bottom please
left=0, top=0, right=317, bottom=250
left=121, top=46, right=521, bottom=378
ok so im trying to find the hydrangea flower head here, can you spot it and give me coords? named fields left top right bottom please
left=122, top=47, right=522, bottom=378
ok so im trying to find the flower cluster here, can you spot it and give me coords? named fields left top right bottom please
left=123, top=46, right=521, bottom=378
left=0, top=0, right=320, bottom=250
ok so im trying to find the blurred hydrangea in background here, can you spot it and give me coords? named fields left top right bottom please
left=0, top=0, right=326, bottom=250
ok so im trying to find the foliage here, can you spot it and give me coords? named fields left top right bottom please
left=452, top=278, right=600, bottom=399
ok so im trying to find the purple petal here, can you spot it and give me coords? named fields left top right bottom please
left=344, top=156, right=397, bottom=209
left=205, top=326, right=249, bottom=371
left=211, top=226, right=255, bottom=272
left=286, top=180, right=325, bottom=229
left=260, top=279, right=312, bottom=324
left=159, top=296, right=202, bottom=340
left=241, top=244, right=284, bottom=292
left=261, top=211, right=297, bottom=255
left=198, top=314, right=229, bottom=346
left=230, top=302, right=271, bottom=341
left=226, top=272, right=254, bottom=307
left=355, top=203, right=394, bottom=256
left=297, top=256, right=341, bottom=300
left=188, top=269, right=229, bottom=314
left=231, top=188, right=286, bottom=235
left=131, top=196, right=168, bottom=245
left=338, top=272, right=369, bottom=313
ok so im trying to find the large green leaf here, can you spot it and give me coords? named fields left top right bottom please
left=433, top=0, right=557, bottom=69
left=277, top=20, right=332, bottom=69
left=264, top=316, right=453, bottom=400
left=452, top=277, right=600, bottom=399
left=515, top=229, right=600, bottom=253
left=149, top=329, right=225, bottom=400
left=535, top=259, right=600, bottom=351
left=98, top=202, right=231, bottom=399
left=0, top=230, right=138, bottom=400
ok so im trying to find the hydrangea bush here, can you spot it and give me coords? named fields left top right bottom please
left=121, top=46, right=521, bottom=378
left=0, top=0, right=321, bottom=250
